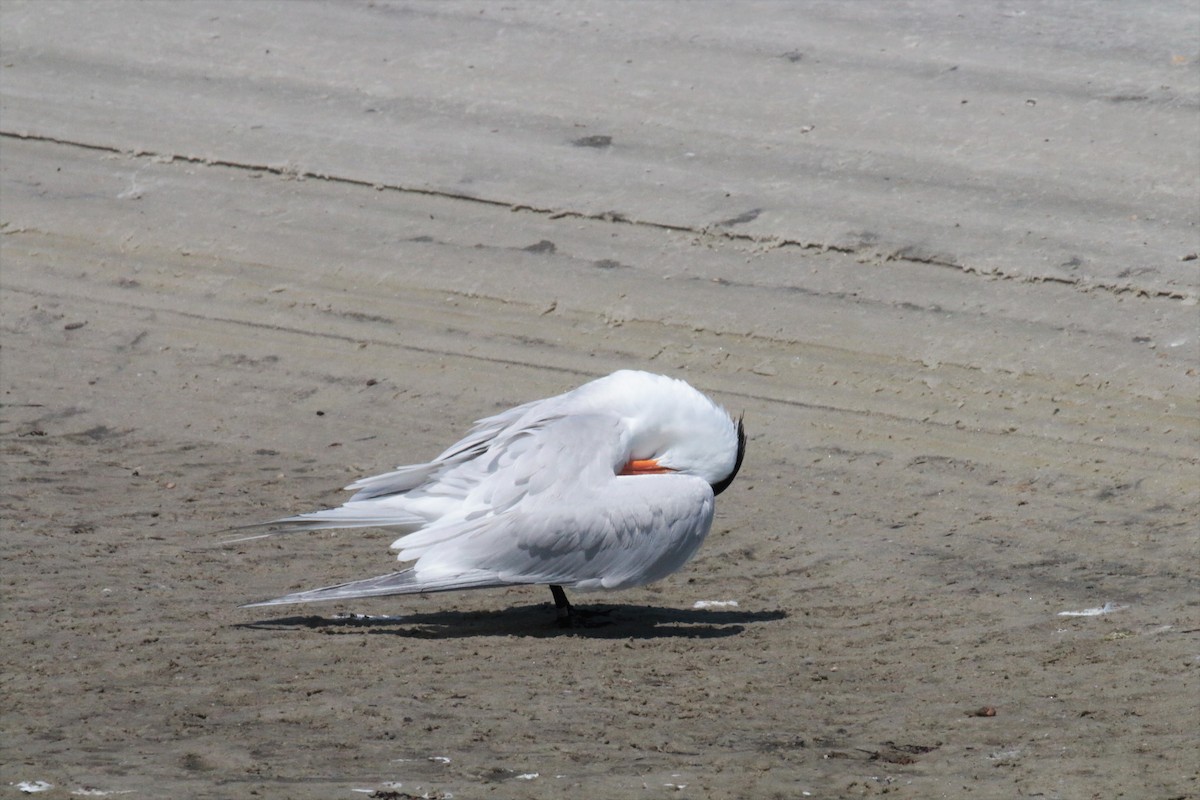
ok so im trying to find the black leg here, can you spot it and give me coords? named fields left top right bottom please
left=550, top=585, right=573, bottom=626
left=549, top=585, right=614, bottom=629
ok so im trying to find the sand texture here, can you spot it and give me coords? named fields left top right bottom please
left=2, top=2, right=1197, bottom=798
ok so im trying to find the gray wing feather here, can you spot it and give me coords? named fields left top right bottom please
left=241, top=410, right=715, bottom=607
left=241, top=567, right=513, bottom=607
left=401, top=414, right=716, bottom=591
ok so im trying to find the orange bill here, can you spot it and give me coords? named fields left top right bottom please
left=620, top=458, right=674, bottom=475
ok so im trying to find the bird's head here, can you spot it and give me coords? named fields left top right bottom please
left=607, top=372, right=746, bottom=496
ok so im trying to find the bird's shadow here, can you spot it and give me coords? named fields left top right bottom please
left=237, top=603, right=787, bottom=640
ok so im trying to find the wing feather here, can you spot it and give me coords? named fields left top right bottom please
left=242, top=405, right=716, bottom=606
left=397, top=413, right=716, bottom=591
left=241, top=567, right=511, bottom=607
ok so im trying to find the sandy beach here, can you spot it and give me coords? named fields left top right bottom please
left=2, top=2, right=1197, bottom=798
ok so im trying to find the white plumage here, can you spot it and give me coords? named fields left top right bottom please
left=239, top=370, right=746, bottom=624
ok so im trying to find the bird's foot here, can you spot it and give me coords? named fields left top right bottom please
left=550, top=584, right=614, bottom=628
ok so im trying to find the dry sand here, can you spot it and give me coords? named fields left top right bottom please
left=2, top=2, right=1197, bottom=798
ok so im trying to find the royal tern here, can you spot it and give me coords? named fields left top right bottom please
left=239, top=370, right=745, bottom=625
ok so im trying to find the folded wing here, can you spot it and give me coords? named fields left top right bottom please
left=242, top=413, right=716, bottom=606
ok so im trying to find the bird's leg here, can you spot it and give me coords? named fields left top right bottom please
left=550, top=585, right=573, bottom=626
left=549, top=584, right=613, bottom=628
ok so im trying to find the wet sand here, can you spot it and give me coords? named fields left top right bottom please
left=2, top=3, right=1197, bottom=798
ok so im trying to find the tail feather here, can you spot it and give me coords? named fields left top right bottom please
left=241, top=568, right=510, bottom=607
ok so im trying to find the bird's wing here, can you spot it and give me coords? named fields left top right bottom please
left=245, top=471, right=714, bottom=608
left=449, top=475, right=714, bottom=592
left=386, top=411, right=623, bottom=557
left=344, top=395, right=551, bottom=501
left=225, top=399, right=562, bottom=542
left=341, top=462, right=440, bottom=501
left=245, top=412, right=716, bottom=607
left=396, top=413, right=717, bottom=591
left=240, top=565, right=506, bottom=607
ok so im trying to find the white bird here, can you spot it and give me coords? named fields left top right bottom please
left=239, top=370, right=745, bottom=625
